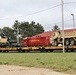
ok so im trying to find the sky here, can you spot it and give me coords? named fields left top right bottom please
left=0, top=0, right=76, bottom=31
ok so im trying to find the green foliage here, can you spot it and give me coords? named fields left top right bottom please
left=1, top=27, right=16, bottom=39
left=0, top=20, right=44, bottom=41
left=52, top=24, right=60, bottom=31
left=0, top=53, right=76, bottom=74
left=13, top=20, right=44, bottom=38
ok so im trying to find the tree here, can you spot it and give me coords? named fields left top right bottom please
left=0, top=29, right=2, bottom=36
left=2, top=27, right=15, bottom=39
left=12, top=20, right=44, bottom=38
left=0, top=20, right=44, bottom=44
left=52, top=24, right=60, bottom=31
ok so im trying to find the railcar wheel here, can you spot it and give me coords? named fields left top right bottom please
left=71, top=50, right=74, bottom=52
left=22, top=50, right=26, bottom=52
left=39, top=48, right=45, bottom=52
left=70, top=39, right=74, bottom=45
left=17, top=48, right=22, bottom=52
left=27, top=50, right=30, bottom=52
left=50, top=50, right=53, bottom=52
left=45, top=49, right=48, bottom=52
left=3, top=50, right=6, bottom=52
left=65, top=50, right=68, bottom=52
left=6, top=50, right=9, bottom=52
left=0, top=50, right=2, bottom=52
left=65, top=39, right=70, bottom=46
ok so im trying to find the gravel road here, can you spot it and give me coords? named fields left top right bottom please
left=0, top=65, right=74, bottom=75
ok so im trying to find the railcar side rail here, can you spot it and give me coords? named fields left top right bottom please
left=0, top=45, right=76, bottom=52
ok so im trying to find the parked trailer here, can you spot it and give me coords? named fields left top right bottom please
left=22, top=36, right=51, bottom=47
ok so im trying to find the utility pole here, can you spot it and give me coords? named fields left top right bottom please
left=61, top=0, right=65, bottom=53
left=17, top=23, right=19, bottom=44
left=71, top=14, right=75, bottom=31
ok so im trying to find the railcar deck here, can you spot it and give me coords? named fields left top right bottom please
left=0, top=45, right=76, bottom=52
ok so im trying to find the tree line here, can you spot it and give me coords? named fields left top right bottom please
left=0, top=20, right=44, bottom=41
left=0, top=20, right=60, bottom=43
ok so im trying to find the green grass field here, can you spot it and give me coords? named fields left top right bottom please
left=0, top=53, right=76, bottom=74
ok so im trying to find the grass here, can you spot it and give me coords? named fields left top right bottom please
left=0, top=53, right=76, bottom=74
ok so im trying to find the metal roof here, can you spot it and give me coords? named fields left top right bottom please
left=32, top=28, right=76, bottom=38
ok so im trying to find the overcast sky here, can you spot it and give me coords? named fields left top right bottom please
left=0, top=0, right=76, bottom=31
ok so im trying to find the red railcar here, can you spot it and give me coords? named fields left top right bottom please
left=22, top=36, right=50, bottom=47
left=22, top=37, right=28, bottom=47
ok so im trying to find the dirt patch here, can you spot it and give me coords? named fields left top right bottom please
left=0, top=65, right=73, bottom=75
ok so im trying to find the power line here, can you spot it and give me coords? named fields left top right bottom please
left=0, top=2, right=76, bottom=20
left=64, top=2, right=76, bottom=4
left=44, top=19, right=72, bottom=27
left=0, top=4, right=61, bottom=20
